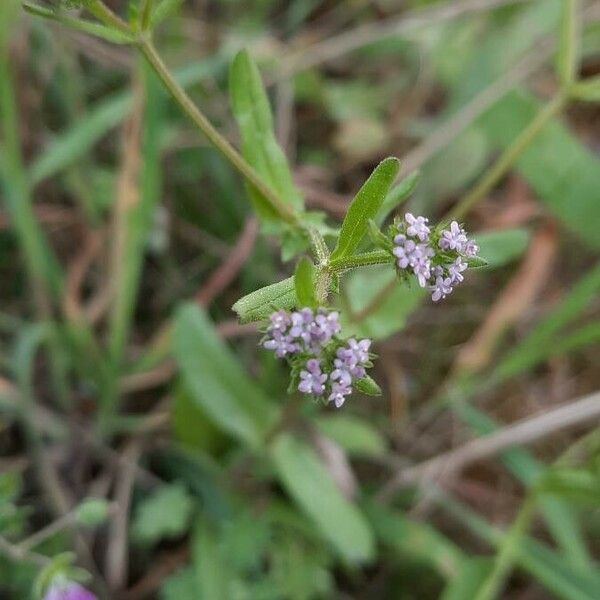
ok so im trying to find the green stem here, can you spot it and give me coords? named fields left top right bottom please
left=329, top=250, right=392, bottom=272
left=86, top=0, right=131, bottom=34
left=474, top=496, right=537, bottom=600
left=137, top=37, right=298, bottom=226
left=447, top=93, right=567, bottom=221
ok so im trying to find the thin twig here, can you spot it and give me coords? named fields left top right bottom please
left=377, top=389, right=600, bottom=500
left=106, top=442, right=141, bottom=591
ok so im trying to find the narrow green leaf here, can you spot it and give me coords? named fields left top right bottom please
left=271, top=433, right=374, bottom=563
left=377, top=169, right=420, bottom=224
left=556, top=0, right=579, bottom=86
left=466, top=256, right=489, bottom=268
left=23, top=3, right=135, bottom=44
left=232, top=277, right=297, bottom=324
left=494, top=262, right=600, bottom=379
left=150, top=0, right=184, bottom=27
left=365, top=503, right=464, bottom=579
left=441, top=559, right=493, bottom=600
left=294, top=257, right=317, bottom=308
left=191, top=519, right=230, bottom=600
left=353, top=375, right=381, bottom=396
left=173, top=304, right=276, bottom=448
left=331, top=157, right=400, bottom=261
left=229, top=50, right=304, bottom=223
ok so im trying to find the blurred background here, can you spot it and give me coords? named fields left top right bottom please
left=1, top=0, right=600, bottom=598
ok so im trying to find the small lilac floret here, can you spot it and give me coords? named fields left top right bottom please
left=448, top=257, right=467, bottom=284
left=269, top=310, right=290, bottom=332
left=298, top=358, right=327, bottom=396
left=328, top=380, right=352, bottom=408
left=439, top=221, right=468, bottom=252
left=309, top=310, right=341, bottom=348
left=430, top=276, right=453, bottom=302
left=464, top=239, right=479, bottom=257
left=405, top=213, right=431, bottom=242
left=263, top=331, right=298, bottom=358
left=45, top=582, right=97, bottom=600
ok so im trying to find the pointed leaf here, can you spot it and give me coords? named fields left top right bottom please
left=353, top=375, right=381, bottom=396
left=232, top=277, right=297, bottom=324
left=271, top=433, right=374, bottom=563
left=377, top=169, right=420, bottom=224
left=173, top=304, right=276, bottom=447
left=229, top=50, right=303, bottom=223
left=331, top=157, right=399, bottom=260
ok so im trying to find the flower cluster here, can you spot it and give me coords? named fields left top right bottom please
left=262, top=308, right=373, bottom=408
left=391, top=213, right=479, bottom=302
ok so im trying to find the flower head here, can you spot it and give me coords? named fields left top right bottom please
left=298, top=359, right=328, bottom=396
left=430, top=275, right=453, bottom=302
left=439, top=221, right=468, bottom=252
left=44, top=582, right=97, bottom=600
left=405, top=213, right=431, bottom=242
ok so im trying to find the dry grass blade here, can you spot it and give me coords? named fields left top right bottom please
left=379, top=388, right=600, bottom=497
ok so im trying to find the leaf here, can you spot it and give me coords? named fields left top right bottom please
left=540, top=468, right=600, bottom=505
left=172, top=383, right=227, bottom=453
left=314, top=414, right=386, bottom=457
left=229, top=50, right=303, bottom=223
left=173, top=304, right=276, bottom=447
left=132, top=483, right=194, bottom=546
left=494, top=262, right=600, bottom=380
left=232, top=277, right=297, bottom=324
left=473, top=228, right=531, bottom=269
left=330, top=157, right=399, bottom=261
left=294, top=257, right=317, bottom=308
left=191, top=519, right=230, bottom=600
left=376, top=169, right=420, bottom=224
left=441, top=559, right=493, bottom=600
left=271, top=433, right=374, bottom=563
left=150, top=0, right=184, bottom=28
left=22, top=3, right=135, bottom=44
left=365, top=503, right=465, bottom=579
left=353, top=375, right=381, bottom=396
left=480, top=90, right=600, bottom=249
